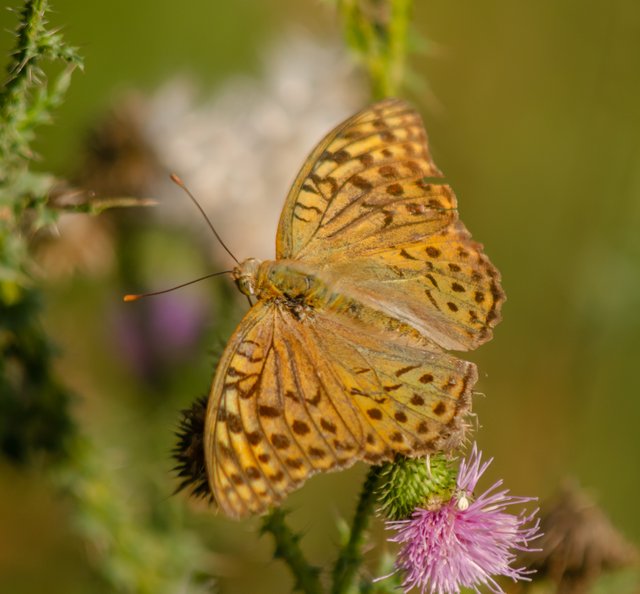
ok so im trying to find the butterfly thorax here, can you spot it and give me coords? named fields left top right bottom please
left=234, top=258, right=339, bottom=314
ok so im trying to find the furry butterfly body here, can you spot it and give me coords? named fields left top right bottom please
left=204, top=99, right=504, bottom=518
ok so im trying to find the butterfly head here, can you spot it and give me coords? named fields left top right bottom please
left=233, top=257, right=262, bottom=297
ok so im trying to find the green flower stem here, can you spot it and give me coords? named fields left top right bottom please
left=386, top=0, right=412, bottom=96
left=331, top=465, right=383, bottom=594
left=262, top=508, right=323, bottom=594
left=336, top=0, right=414, bottom=99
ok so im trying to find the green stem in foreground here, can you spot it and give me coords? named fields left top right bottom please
left=262, top=508, right=324, bottom=594
left=331, top=465, right=383, bottom=594
left=0, top=0, right=48, bottom=123
left=1, top=0, right=81, bottom=461
left=1, top=0, right=82, bottom=176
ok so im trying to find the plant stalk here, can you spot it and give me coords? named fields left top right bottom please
left=331, top=465, right=383, bottom=594
left=262, top=508, right=324, bottom=594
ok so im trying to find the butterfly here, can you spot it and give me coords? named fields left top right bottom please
left=204, top=98, right=504, bottom=519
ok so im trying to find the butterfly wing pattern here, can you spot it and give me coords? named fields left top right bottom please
left=204, top=99, right=505, bottom=518
left=277, top=98, right=503, bottom=351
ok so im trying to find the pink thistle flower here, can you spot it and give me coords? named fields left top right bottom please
left=384, top=444, right=541, bottom=594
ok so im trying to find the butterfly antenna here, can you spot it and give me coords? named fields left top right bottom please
left=124, top=270, right=232, bottom=302
left=170, top=173, right=240, bottom=265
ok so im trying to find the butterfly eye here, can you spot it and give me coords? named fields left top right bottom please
left=244, top=278, right=256, bottom=296
left=235, top=275, right=255, bottom=296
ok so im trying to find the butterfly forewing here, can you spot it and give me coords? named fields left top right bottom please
left=276, top=98, right=444, bottom=260
left=207, top=302, right=365, bottom=517
left=275, top=98, right=504, bottom=350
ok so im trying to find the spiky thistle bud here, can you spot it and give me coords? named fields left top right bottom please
left=376, top=454, right=457, bottom=521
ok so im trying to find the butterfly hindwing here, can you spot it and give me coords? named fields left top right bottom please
left=323, top=219, right=504, bottom=351
left=303, top=309, right=476, bottom=463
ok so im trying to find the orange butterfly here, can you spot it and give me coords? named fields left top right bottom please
left=204, top=98, right=504, bottom=518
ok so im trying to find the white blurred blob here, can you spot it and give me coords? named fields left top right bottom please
left=144, top=33, right=366, bottom=263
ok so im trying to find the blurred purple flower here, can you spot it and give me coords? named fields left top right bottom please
left=384, top=444, right=541, bottom=594
left=113, top=292, right=207, bottom=382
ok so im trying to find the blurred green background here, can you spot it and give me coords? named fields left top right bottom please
left=1, top=1, right=639, bottom=592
